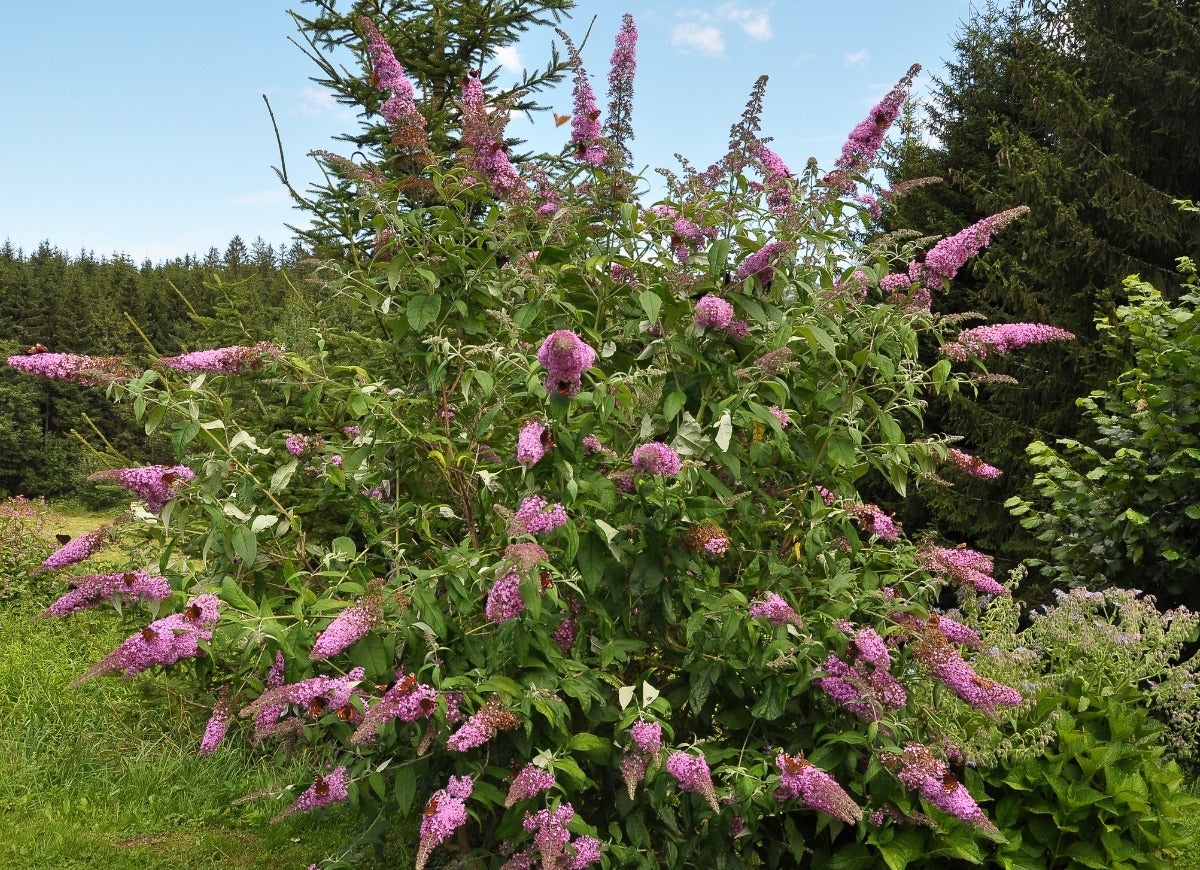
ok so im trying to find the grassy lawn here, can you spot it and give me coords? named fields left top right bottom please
left=0, top=506, right=408, bottom=869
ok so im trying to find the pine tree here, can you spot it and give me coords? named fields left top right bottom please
left=883, top=0, right=1200, bottom=565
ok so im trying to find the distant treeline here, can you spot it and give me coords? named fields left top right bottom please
left=0, top=235, right=318, bottom=500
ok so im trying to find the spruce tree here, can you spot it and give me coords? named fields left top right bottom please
left=883, top=0, right=1200, bottom=566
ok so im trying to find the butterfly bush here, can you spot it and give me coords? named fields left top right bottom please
left=31, top=14, right=1109, bottom=866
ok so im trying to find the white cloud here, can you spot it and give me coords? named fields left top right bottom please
left=492, top=45, right=523, bottom=73
left=296, top=86, right=357, bottom=122
left=844, top=50, right=870, bottom=68
left=719, top=4, right=772, bottom=41
left=672, top=21, right=725, bottom=56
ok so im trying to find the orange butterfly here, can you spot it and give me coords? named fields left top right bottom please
left=553, top=113, right=570, bottom=127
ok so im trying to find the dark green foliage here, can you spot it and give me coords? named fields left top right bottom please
left=882, top=0, right=1200, bottom=575
left=1009, top=260, right=1200, bottom=609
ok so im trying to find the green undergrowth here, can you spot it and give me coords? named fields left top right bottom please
left=0, top=594, right=407, bottom=869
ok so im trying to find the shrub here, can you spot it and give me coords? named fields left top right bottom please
left=6, top=15, right=1089, bottom=868
left=0, top=495, right=61, bottom=599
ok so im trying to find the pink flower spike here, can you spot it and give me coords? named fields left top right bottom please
left=749, top=593, right=804, bottom=628
left=505, top=763, right=556, bottom=807
left=894, top=744, right=998, bottom=834
left=359, top=16, right=428, bottom=139
left=666, top=751, right=720, bottom=813
left=158, top=342, right=281, bottom=373
left=509, top=495, right=569, bottom=537
left=310, top=594, right=383, bottom=661
left=694, top=295, right=734, bottom=329
left=88, top=464, right=194, bottom=513
left=200, top=699, right=234, bottom=756
left=943, top=323, right=1075, bottom=362
left=272, top=766, right=350, bottom=822
left=517, top=420, right=550, bottom=467
left=945, top=448, right=1003, bottom=480
left=6, top=351, right=131, bottom=386
left=40, top=570, right=172, bottom=617
left=631, top=442, right=682, bottom=478
left=775, top=753, right=863, bottom=825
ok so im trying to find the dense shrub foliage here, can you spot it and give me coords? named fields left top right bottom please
left=7, top=12, right=1196, bottom=869
left=1010, top=259, right=1200, bottom=609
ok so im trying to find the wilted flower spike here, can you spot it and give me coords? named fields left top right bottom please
left=158, top=342, right=281, bottom=373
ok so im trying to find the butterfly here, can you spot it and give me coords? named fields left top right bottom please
left=162, top=472, right=179, bottom=486
left=780, top=753, right=809, bottom=774
left=335, top=703, right=359, bottom=722
left=424, top=797, right=440, bottom=816
left=55, top=533, right=72, bottom=545
left=539, top=427, right=555, bottom=449
left=313, top=775, right=330, bottom=797
left=308, top=696, right=330, bottom=716
left=539, top=569, right=553, bottom=591
left=26, top=343, right=48, bottom=355
left=398, top=674, right=418, bottom=693
left=553, top=113, right=570, bottom=127
left=942, top=771, right=959, bottom=792
left=140, top=627, right=159, bottom=642
left=184, top=603, right=202, bottom=621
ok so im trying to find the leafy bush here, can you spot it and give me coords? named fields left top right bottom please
left=5, top=15, right=1096, bottom=869
left=940, top=586, right=1199, bottom=868
left=0, top=495, right=61, bottom=599
left=1009, top=260, right=1200, bottom=608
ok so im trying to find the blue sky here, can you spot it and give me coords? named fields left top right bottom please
left=0, top=2, right=973, bottom=263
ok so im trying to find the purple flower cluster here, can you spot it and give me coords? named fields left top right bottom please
left=693, top=294, right=734, bottom=329
left=310, top=595, right=382, bottom=660
left=826, top=63, right=920, bottom=191
left=666, top=751, right=719, bottom=812
left=552, top=616, right=578, bottom=653
left=945, top=448, right=1003, bottom=480
left=239, top=667, right=366, bottom=739
left=683, top=521, right=731, bottom=557
left=943, top=323, right=1076, bottom=361
left=893, top=744, right=998, bottom=833
left=536, top=330, right=596, bottom=398
left=446, top=696, right=521, bottom=751
left=359, top=16, right=427, bottom=137
left=775, top=754, right=863, bottom=824
left=273, top=766, right=350, bottom=823
left=459, top=76, right=523, bottom=197
left=158, top=342, right=280, bottom=373
left=517, top=420, right=549, bottom=467
left=557, top=29, right=606, bottom=165
left=486, top=567, right=525, bottom=623
left=351, top=674, right=438, bottom=744
left=913, top=632, right=1021, bottom=714
left=910, top=207, right=1029, bottom=288
left=200, top=699, right=233, bottom=756
left=735, top=240, right=790, bottom=286
left=816, top=627, right=907, bottom=722
left=582, top=434, right=617, bottom=459
left=510, top=495, right=569, bottom=536
left=924, top=613, right=984, bottom=649
left=919, top=545, right=1009, bottom=597
left=502, top=803, right=600, bottom=870
left=754, top=144, right=793, bottom=210
left=769, top=405, right=790, bottom=428
left=631, top=442, right=682, bottom=477
left=254, top=652, right=288, bottom=743
left=748, top=593, right=804, bottom=629
left=504, top=763, right=556, bottom=807
left=621, top=719, right=662, bottom=798
left=852, top=503, right=901, bottom=542
left=72, top=594, right=221, bottom=686
left=88, top=465, right=194, bottom=513
left=41, top=570, right=172, bottom=618
left=6, top=352, right=131, bottom=386
left=415, top=775, right=474, bottom=870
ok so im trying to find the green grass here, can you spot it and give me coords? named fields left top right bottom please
left=0, top=500, right=410, bottom=869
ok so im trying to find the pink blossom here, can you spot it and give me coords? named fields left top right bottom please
left=537, top=330, right=596, bottom=398
left=919, top=545, right=1009, bottom=597
left=359, top=16, right=427, bottom=136
left=459, top=76, right=523, bottom=197
left=943, top=323, right=1075, bottom=362
left=509, top=495, right=569, bottom=536
left=945, top=448, right=1003, bottom=479
left=893, top=744, right=998, bottom=833
left=694, top=295, right=734, bottom=329
left=486, top=567, right=525, bottom=623
left=200, top=699, right=233, bottom=756
left=911, top=207, right=1028, bottom=287
left=446, top=697, right=520, bottom=751
left=769, top=405, right=790, bottom=428
left=735, top=240, right=791, bottom=286
left=351, top=675, right=437, bottom=744
left=631, top=442, right=682, bottom=477
left=505, top=763, right=556, bottom=807
left=631, top=719, right=662, bottom=754
left=6, top=351, right=131, bottom=385
left=88, top=464, right=193, bottom=513
left=72, top=594, right=221, bottom=686
left=41, top=570, right=172, bottom=617
left=310, top=595, right=382, bottom=660
left=415, top=776, right=474, bottom=869
left=666, top=751, right=719, bottom=812
left=158, top=342, right=281, bottom=373
left=775, top=754, right=863, bottom=824
left=517, top=420, right=550, bottom=467
left=273, top=766, right=350, bottom=822
left=558, top=28, right=605, bottom=165
left=749, top=593, right=804, bottom=628
left=552, top=616, right=578, bottom=653
left=239, top=667, right=366, bottom=728
left=825, top=64, right=920, bottom=193
left=852, top=503, right=901, bottom=542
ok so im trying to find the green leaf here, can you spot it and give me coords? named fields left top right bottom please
left=231, top=525, right=257, bottom=566
left=406, top=294, right=442, bottom=331
left=567, top=732, right=610, bottom=755
left=639, top=290, right=662, bottom=324
left=393, top=764, right=417, bottom=814
left=662, top=390, right=687, bottom=423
